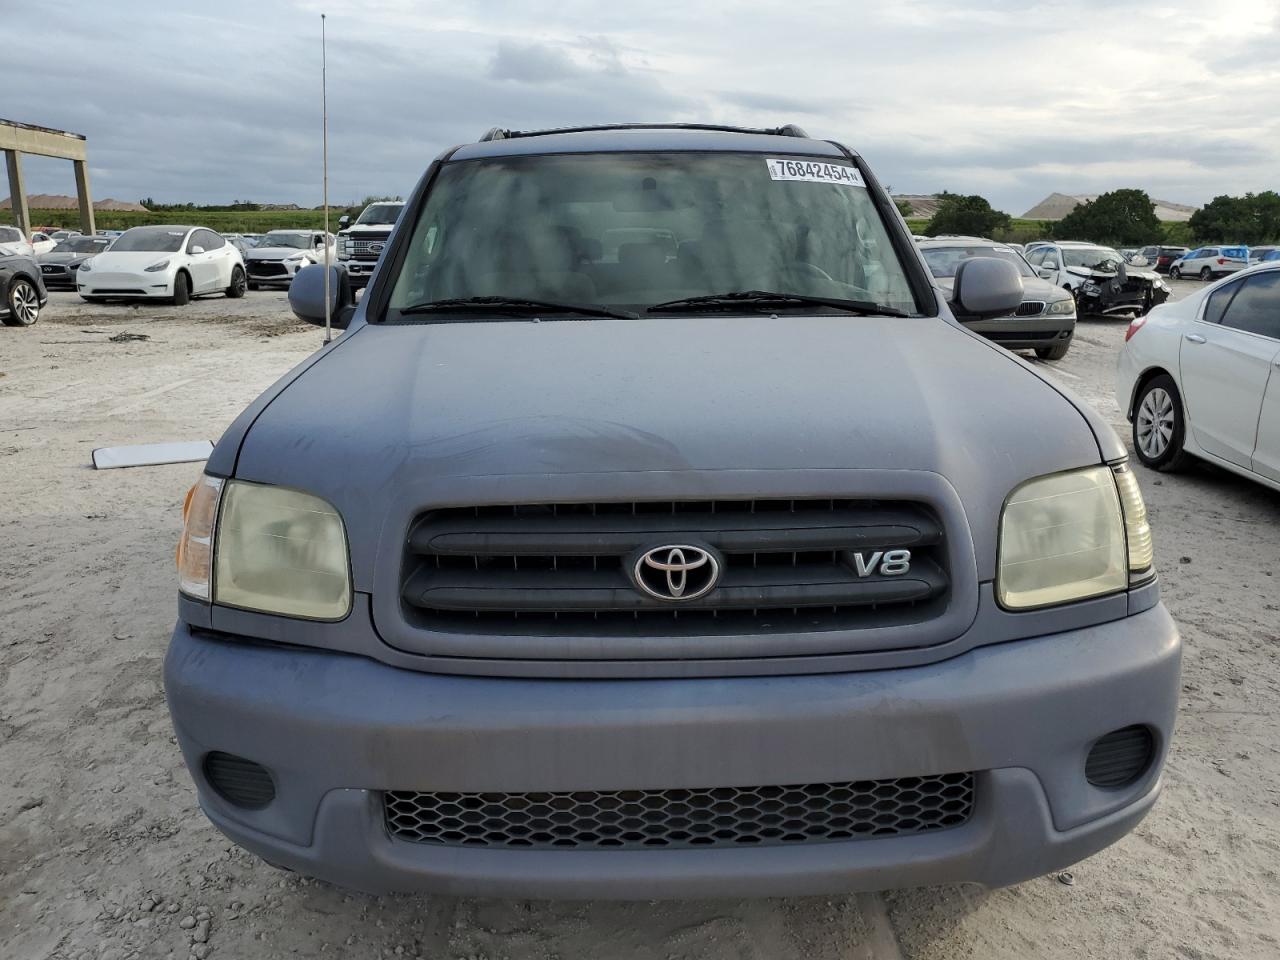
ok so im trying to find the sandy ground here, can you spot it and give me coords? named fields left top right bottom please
left=2, top=285, right=1278, bottom=960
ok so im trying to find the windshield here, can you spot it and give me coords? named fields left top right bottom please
left=63, top=236, right=112, bottom=253
left=110, top=227, right=189, bottom=253
left=357, top=203, right=402, bottom=226
left=262, top=231, right=313, bottom=249
left=1062, top=246, right=1122, bottom=272
left=921, top=245, right=1034, bottom=279
left=385, top=152, right=920, bottom=319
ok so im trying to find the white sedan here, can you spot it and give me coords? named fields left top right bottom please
left=78, top=225, right=246, bottom=304
left=1116, top=263, right=1280, bottom=491
left=244, top=230, right=336, bottom=289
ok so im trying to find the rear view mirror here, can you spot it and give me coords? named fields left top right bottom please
left=950, top=257, right=1023, bottom=320
left=289, top=263, right=355, bottom=329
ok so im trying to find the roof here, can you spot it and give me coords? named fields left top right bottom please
left=452, top=125, right=846, bottom=161
left=1021, top=191, right=1198, bottom=222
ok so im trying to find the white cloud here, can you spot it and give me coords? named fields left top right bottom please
left=6, top=0, right=1278, bottom=214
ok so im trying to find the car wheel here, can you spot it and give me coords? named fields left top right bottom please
left=1133, top=374, right=1191, bottom=472
left=226, top=266, right=246, bottom=299
left=173, top=271, right=191, bottom=306
left=1170, top=266, right=1181, bottom=279
left=1199, top=267, right=1212, bottom=281
left=1035, top=338, right=1071, bottom=361
left=4, top=277, right=41, bottom=326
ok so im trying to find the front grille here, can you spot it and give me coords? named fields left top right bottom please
left=384, top=773, right=975, bottom=850
left=247, top=261, right=288, bottom=277
left=349, top=233, right=391, bottom=256
left=1015, top=300, right=1046, bottom=316
left=401, top=500, right=949, bottom=635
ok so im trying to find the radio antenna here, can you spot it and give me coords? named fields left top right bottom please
left=321, top=12, right=332, bottom=344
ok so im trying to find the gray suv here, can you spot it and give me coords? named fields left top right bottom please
left=166, top=123, right=1180, bottom=898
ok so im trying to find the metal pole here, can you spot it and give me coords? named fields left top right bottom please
left=322, top=12, right=332, bottom=344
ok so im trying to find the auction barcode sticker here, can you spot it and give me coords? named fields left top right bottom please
left=766, top=158, right=865, bottom=187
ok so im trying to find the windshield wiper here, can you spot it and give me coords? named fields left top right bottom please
left=397, top=296, right=636, bottom=321
left=647, top=290, right=910, bottom=317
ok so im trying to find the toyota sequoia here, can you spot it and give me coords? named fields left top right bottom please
left=166, top=123, right=1181, bottom=898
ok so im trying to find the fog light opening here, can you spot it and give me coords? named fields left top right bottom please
left=202, top=751, right=276, bottom=809
left=1085, top=725, right=1155, bottom=788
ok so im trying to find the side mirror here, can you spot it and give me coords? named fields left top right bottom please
left=189, top=245, right=205, bottom=255
left=1041, top=259, right=1059, bottom=271
left=338, top=215, right=350, bottom=228
left=289, top=263, right=355, bottom=329
left=1129, top=256, right=1149, bottom=267
left=950, top=257, right=1023, bottom=320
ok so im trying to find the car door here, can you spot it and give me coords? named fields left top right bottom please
left=186, top=230, right=222, bottom=292
left=1236, top=274, right=1280, bottom=482
left=1178, top=271, right=1280, bottom=467
left=203, top=230, right=236, bottom=287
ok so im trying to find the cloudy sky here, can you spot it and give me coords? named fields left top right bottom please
left=8, top=0, right=1278, bottom=216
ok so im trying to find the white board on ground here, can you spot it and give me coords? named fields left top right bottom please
left=92, top=440, right=214, bottom=470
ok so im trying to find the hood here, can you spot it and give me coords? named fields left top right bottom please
left=39, top=250, right=91, bottom=265
left=935, top=273, right=1068, bottom=301
left=1065, top=264, right=1159, bottom=283
left=90, top=250, right=176, bottom=272
left=246, top=246, right=307, bottom=261
left=231, top=315, right=1107, bottom=589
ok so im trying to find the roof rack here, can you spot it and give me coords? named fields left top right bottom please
left=477, top=122, right=810, bottom=142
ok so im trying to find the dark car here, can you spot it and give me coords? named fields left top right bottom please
left=1138, top=245, right=1189, bottom=274
left=1, top=250, right=48, bottom=326
left=37, top=234, right=114, bottom=290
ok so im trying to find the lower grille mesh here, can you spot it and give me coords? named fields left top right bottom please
left=384, top=773, right=975, bottom=850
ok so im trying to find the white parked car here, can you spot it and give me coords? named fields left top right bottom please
left=77, top=224, right=246, bottom=304
left=244, top=230, right=335, bottom=289
left=50, top=229, right=83, bottom=244
left=0, top=225, right=34, bottom=257
left=1168, top=245, right=1249, bottom=281
left=1116, top=263, right=1280, bottom=490
left=30, top=232, right=57, bottom=255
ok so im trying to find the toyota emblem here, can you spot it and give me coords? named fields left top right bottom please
left=632, top=544, right=720, bottom=602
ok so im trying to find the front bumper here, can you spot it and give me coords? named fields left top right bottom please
left=963, top=313, right=1075, bottom=351
left=247, top=260, right=306, bottom=286
left=338, top=257, right=378, bottom=287
left=39, top=264, right=79, bottom=288
left=78, top=273, right=173, bottom=298
left=165, top=604, right=1180, bottom=898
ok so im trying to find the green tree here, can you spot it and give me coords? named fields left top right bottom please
left=923, top=193, right=1011, bottom=238
left=1189, top=192, right=1280, bottom=245
left=1053, top=189, right=1162, bottom=246
left=895, top=197, right=914, bottom=218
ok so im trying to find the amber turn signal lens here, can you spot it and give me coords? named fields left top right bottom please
left=177, top=475, right=224, bottom=600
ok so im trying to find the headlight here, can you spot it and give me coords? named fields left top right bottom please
left=79, top=260, right=92, bottom=272
left=144, top=259, right=170, bottom=273
left=1155, top=278, right=1169, bottom=290
left=177, top=478, right=351, bottom=620
left=998, top=465, right=1132, bottom=609
left=1046, top=298, right=1076, bottom=315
